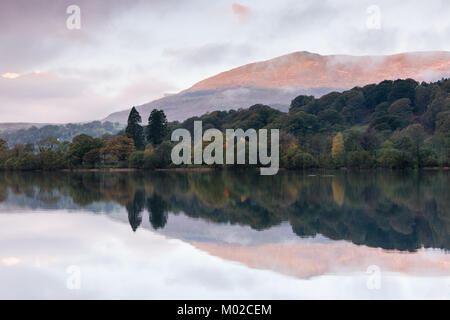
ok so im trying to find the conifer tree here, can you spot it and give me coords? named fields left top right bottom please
left=147, top=109, right=168, bottom=145
left=125, top=107, right=145, bottom=150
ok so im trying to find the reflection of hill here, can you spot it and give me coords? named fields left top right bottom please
left=192, top=242, right=450, bottom=279
left=0, top=170, right=449, bottom=251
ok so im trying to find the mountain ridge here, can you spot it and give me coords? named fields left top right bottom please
left=187, top=51, right=450, bottom=91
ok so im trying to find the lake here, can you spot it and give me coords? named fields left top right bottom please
left=0, top=170, right=449, bottom=299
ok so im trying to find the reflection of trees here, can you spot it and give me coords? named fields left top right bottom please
left=0, top=183, right=6, bottom=203
left=331, top=176, right=345, bottom=206
left=0, top=170, right=449, bottom=251
left=126, top=189, right=145, bottom=232
left=289, top=198, right=419, bottom=251
left=67, top=173, right=106, bottom=206
left=146, top=194, right=168, bottom=230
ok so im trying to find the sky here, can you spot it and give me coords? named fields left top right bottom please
left=0, top=0, right=449, bottom=123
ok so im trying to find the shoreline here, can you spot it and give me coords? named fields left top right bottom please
left=1, top=166, right=449, bottom=173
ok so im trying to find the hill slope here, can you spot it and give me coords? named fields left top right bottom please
left=104, top=51, right=450, bottom=123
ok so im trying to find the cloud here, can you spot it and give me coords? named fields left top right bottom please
left=232, top=2, right=251, bottom=22
left=0, top=70, right=176, bottom=123
left=1, top=73, right=21, bottom=79
left=1, top=257, right=21, bottom=266
left=0, top=0, right=449, bottom=122
left=0, top=72, right=87, bottom=100
left=164, top=43, right=254, bottom=67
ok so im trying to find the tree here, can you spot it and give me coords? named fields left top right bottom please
left=403, top=124, right=427, bottom=167
left=39, top=150, right=67, bottom=170
left=128, top=151, right=146, bottom=168
left=344, top=130, right=362, bottom=152
left=0, top=139, right=7, bottom=153
left=147, top=109, right=168, bottom=145
left=436, top=111, right=450, bottom=134
left=67, top=134, right=104, bottom=167
left=414, top=85, right=432, bottom=114
left=388, top=79, right=418, bottom=104
left=361, top=128, right=379, bottom=153
left=331, top=132, right=345, bottom=165
left=290, top=95, right=314, bottom=110
left=38, top=137, right=60, bottom=152
left=377, top=142, right=414, bottom=168
left=363, top=81, right=392, bottom=110
left=125, top=107, right=145, bottom=150
left=341, top=89, right=365, bottom=124
left=318, top=108, right=342, bottom=125
left=291, top=151, right=316, bottom=169
left=83, top=149, right=101, bottom=167
left=143, top=141, right=172, bottom=169
left=276, top=110, right=319, bottom=138
left=15, top=152, right=40, bottom=171
left=23, top=143, right=34, bottom=153
left=347, top=151, right=376, bottom=168
left=388, top=98, right=413, bottom=124
left=101, top=136, right=135, bottom=163
left=0, top=139, right=8, bottom=168
left=431, top=133, right=450, bottom=166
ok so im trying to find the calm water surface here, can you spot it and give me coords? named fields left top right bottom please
left=0, top=170, right=449, bottom=299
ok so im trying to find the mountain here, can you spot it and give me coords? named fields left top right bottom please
left=106, top=51, right=450, bottom=124
left=104, top=86, right=332, bottom=124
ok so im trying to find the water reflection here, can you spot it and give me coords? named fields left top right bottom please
left=0, top=170, right=449, bottom=252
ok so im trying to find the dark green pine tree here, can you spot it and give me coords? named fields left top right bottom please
left=146, top=109, right=168, bottom=145
left=125, top=107, right=145, bottom=150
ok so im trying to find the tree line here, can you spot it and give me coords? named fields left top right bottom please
left=0, top=78, right=449, bottom=170
left=0, top=121, right=122, bottom=146
left=0, top=108, right=170, bottom=170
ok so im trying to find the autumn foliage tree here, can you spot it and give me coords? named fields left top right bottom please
left=332, top=132, right=345, bottom=166
left=101, top=136, right=136, bottom=163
